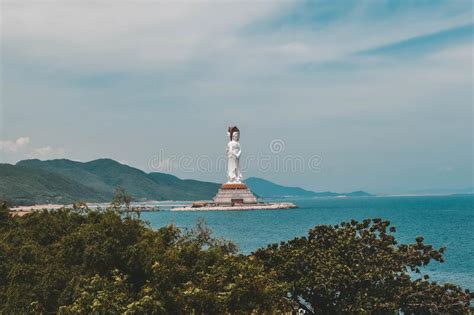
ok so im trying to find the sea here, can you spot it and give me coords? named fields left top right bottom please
left=141, top=194, right=473, bottom=290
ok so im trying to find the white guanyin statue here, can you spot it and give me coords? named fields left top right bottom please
left=226, top=126, right=242, bottom=183
left=211, top=125, right=292, bottom=208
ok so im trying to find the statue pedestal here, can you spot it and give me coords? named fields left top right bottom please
left=213, top=183, right=257, bottom=205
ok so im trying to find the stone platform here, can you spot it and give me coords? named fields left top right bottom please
left=171, top=182, right=297, bottom=211
left=212, top=183, right=257, bottom=205
left=172, top=202, right=297, bottom=211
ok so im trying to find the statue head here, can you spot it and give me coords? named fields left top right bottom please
left=228, top=126, right=240, bottom=141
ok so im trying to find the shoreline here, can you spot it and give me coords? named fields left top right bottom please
left=10, top=204, right=71, bottom=212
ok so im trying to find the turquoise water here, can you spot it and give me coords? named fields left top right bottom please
left=142, top=195, right=474, bottom=290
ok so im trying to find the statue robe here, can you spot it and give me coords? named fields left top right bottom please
left=227, top=140, right=242, bottom=183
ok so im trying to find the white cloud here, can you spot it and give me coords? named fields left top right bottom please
left=0, top=137, right=65, bottom=161
left=0, top=136, right=30, bottom=152
left=1, top=1, right=470, bottom=78
left=1, top=1, right=288, bottom=74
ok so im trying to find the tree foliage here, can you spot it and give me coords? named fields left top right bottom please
left=0, top=204, right=471, bottom=314
left=253, top=219, right=471, bottom=314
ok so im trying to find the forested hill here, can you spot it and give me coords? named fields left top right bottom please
left=1, top=159, right=220, bottom=205
left=0, top=163, right=106, bottom=205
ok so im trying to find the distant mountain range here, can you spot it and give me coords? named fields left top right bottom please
left=0, top=158, right=371, bottom=205
left=244, top=177, right=372, bottom=198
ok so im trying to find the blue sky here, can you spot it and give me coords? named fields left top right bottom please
left=1, top=0, right=472, bottom=194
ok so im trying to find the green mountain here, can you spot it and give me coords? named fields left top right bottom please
left=0, top=163, right=106, bottom=205
left=3, top=159, right=220, bottom=205
left=244, top=177, right=372, bottom=198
